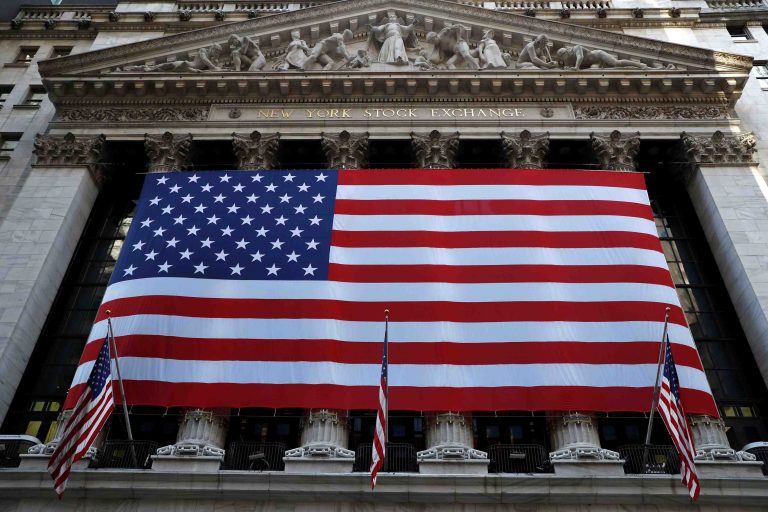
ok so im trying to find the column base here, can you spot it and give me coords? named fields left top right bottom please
left=150, top=455, right=222, bottom=473
left=695, top=460, right=765, bottom=478
left=551, top=459, right=626, bottom=476
left=18, top=453, right=93, bottom=471
left=418, top=459, right=490, bottom=475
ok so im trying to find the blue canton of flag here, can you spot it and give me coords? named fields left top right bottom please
left=114, top=170, right=338, bottom=283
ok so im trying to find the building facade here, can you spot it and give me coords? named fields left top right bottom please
left=1, top=0, right=768, bottom=509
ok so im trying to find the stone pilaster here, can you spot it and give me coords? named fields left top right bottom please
left=411, top=130, right=460, bottom=169
left=283, top=409, right=354, bottom=473
left=320, top=130, right=369, bottom=169
left=501, top=130, right=550, bottom=169
left=232, top=131, right=280, bottom=170
left=590, top=130, right=641, bottom=172
left=417, top=412, right=489, bottom=474
left=144, top=132, right=192, bottom=173
left=548, top=412, right=624, bottom=476
left=153, top=408, right=229, bottom=472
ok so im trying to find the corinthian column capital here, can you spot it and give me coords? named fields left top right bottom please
left=680, top=131, right=757, bottom=166
left=321, top=130, right=369, bottom=169
left=501, top=130, right=550, bottom=169
left=411, top=130, right=460, bottom=169
left=232, top=131, right=280, bottom=170
left=144, top=132, right=192, bottom=173
left=33, top=132, right=106, bottom=183
left=590, top=130, right=641, bottom=172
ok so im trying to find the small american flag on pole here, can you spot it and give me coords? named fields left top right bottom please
left=657, top=334, right=700, bottom=502
left=370, top=309, right=388, bottom=490
left=48, top=336, right=114, bottom=497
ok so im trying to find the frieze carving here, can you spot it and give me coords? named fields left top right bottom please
left=57, top=107, right=209, bottom=123
left=34, top=132, right=106, bottom=183
left=232, top=131, right=280, bottom=170
left=501, top=130, right=550, bottom=169
left=680, top=131, right=757, bottom=166
left=574, top=105, right=728, bottom=120
left=145, top=132, right=193, bottom=173
left=321, top=130, right=370, bottom=169
left=411, top=130, right=460, bottom=169
left=590, top=130, right=641, bottom=172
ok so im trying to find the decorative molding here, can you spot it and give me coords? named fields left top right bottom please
left=33, top=132, right=106, bottom=183
left=411, top=130, right=460, bottom=169
left=320, top=130, right=369, bottom=169
left=681, top=130, right=758, bottom=166
left=232, top=131, right=280, bottom=170
left=57, top=107, right=209, bottom=123
left=574, top=105, right=729, bottom=120
left=144, top=132, right=193, bottom=173
left=590, top=130, right=641, bottom=172
left=501, top=130, right=550, bottom=169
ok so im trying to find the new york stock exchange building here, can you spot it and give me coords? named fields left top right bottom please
left=2, top=0, right=768, bottom=509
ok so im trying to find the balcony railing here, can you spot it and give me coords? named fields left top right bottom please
left=223, top=441, right=287, bottom=471
left=353, top=443, right=418, bottom=473
left=744, top=443, right=768, bottom=476
left=617, top=444, right=680, bottom=475
left=93, top=440, right=158, bottom=469
left=488, top=444, right=552, bottom=473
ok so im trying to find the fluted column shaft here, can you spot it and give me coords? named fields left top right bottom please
left=156, top=408, right=229, bottom=458
left=548, top=412, right=619, bottom=461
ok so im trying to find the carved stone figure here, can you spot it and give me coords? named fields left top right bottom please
left=145, top=132, right=193, bottom=173
left=278, top=31, right=311, bottom=70
left=411, top=130, right=460, bottom=169
left=321, top=131, right=369, bottom=169
left=413, top=49, right=435, bottom=70
left=501, top=130, right=550, bottom=169
left=342, top=49, right=371, bottom=69
left=120, top=44, right=224, bottom=72
left=476, top=29, right=507, bottom=69
left=367, top=11, right=418, bottom=65
left=426, top=23, right=478, bottom=70
left=590, top=130, right=641, bottom=172
left=228, top=34, right=266, bottom=71
left=232, top=131, right=280, bottom=170
left=300, top=29, right=354, bottom=70
left=555, top=45, right=648, bottom=70
left=516, top=35, right=556, bottom=69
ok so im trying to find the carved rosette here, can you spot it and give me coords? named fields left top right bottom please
left=145, top=132, right=193, bottom=173
left=680, top=131, right=757, bottom=167
left=33, top=132, right=107, bottom=183
left=501, top=130, right=550, bottom=169
left=590, top=130, right=641, bottom=172
left=411, top=130, right=460, bottom=169
left=232, top=131, right=280, bottom=170
left=548, top=412, right=620, bottom=461
left=320, top=131, right=369, bottom=170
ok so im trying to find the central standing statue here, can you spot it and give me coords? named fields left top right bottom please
left=367, top=11, right=418, bottom=65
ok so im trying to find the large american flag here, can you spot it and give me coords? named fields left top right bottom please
left=66, top=168, right=716, bottom=415
left=50, top=336, right=114, bottom=497
left=658, top=334, right=700, bottom=501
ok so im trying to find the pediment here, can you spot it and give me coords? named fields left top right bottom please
left=38, top=0, right=752, bottom=105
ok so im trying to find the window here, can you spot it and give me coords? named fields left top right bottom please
left=0, top=86, right=13, bottom=107
left=23, top=85, right=46, bottom=107
left=50, top=46, right=72, bottom=58
left=14, top=46, right=38, bottom=64
left=726, top=24, right=753, bottom=41
left=755, top=64, right=768, bottom=91
left=0, top=133, right=21, bottom=158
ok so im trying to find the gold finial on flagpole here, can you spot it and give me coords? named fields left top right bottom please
left=385, top=308, right=389, bottom=320
left=106, top=309, right=111, bottom=317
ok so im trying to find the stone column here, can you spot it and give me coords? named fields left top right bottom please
left=320, top=130, right=369, bottom=169
left=411, top=130, right=460, bottom=169
left=144, top=132, right=192, bottom=173
left=547, top=412, right=624, bottom=476
left=0, top=133, right=104, bottom=426
left=417, top=412, right=489, bottom=474
left=501, top=130, right=550, bottom=169
left=152, top=408, right=230, bottom=472
left=590, top=130, right=641, bottom=172
left=283, top=409, right=355, bottom=473
left=20, top=409, right=105, bottom=469
left=232, top=131, right=280, bottom=170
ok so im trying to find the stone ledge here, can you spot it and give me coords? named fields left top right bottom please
left=0, top=467, right=766, bottom=506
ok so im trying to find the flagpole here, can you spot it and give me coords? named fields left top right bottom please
left=642, top=306, right=671, bottom=473
left=384, top=308, right=389, bottom=446
left=105, top=310, right=139, bottom=468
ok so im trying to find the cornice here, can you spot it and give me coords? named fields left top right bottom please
left=37, top=0, right=753, bottom=78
